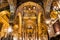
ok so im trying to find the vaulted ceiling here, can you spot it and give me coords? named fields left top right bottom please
left=17, top=0, right=44, bottom=7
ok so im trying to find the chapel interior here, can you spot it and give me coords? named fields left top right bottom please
left=0, top=0, right=60, bottom=40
